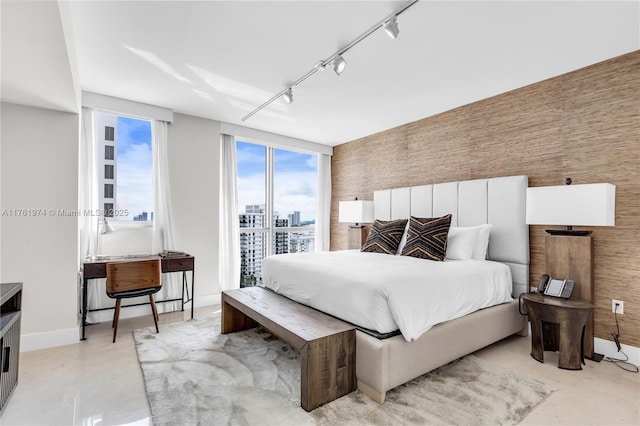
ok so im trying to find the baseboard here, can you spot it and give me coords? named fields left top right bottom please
left=197, top=293, right=220, bottom=308
left=21, top=295, right=222, bottom=352
left=594, top=337, right=639, bottom=367
left=20, top=327, right=79, bottom=352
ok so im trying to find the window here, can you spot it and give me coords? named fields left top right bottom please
left=104, top=203, right=114, bottom=217
left=96, top=112, right=152, bottom=221
left=104, top=183, right=114, bottom=199
left=105, top=145, right=114, bottom=160
left=105, top=126, right=115, bottom=141
left=236, top=141, right=317, bottom=287
left=104, top=164, right=114, bottom=179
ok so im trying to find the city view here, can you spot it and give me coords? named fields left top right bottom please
left=96, top=112, right=154, bottom=221
left=237, top=141, right=316, bottom=287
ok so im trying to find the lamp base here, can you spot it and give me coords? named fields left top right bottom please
left=347, top=225, right=367, bottom=250
left=545, top=229, right=592, bottom=236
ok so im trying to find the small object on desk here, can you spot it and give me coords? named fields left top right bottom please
left=88, top=254, right=112, bottom=261
left=159, top=250, right=189, bottom=258
left=124, top=253, right=151, bottom=258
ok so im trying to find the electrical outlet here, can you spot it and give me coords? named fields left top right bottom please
left=612, top=299, right=624, bottom=315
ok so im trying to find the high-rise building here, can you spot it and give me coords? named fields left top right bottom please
left=96, top=114, right=117, bottom=218
left=273, top=214, right=289, bottom=255
left=239, top=205, right=266, bottom=287
left=288, top=211, right=301, bottom=226
left=133, top=211, right=149, bottom=221
left=239, top=206, right=315, bottom=287
left=289, top=232, right=314, bottom=253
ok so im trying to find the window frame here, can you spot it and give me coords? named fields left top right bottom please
left=237, top=142, right=316, bottom=285
left=95, top=111, right=154, bottom=224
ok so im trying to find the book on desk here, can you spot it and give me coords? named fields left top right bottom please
left=158, top=250, right=189, bottom=258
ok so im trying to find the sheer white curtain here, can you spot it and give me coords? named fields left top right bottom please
left=152, top=120, right=181, bottom=311
left=315, top=153, right=331, bottom=251
left=79, top=107, right=102, bottom=322
left=219, top=134, right=240, bottom=291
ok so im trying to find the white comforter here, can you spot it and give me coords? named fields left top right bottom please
left=262, top=250, right=513, bottom=341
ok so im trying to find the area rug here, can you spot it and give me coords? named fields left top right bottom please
left=134, top=313, right=556, bottom=426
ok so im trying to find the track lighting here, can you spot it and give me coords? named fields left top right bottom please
left=382, top=15, right=400, bottom=39
left=333, top=55, right=347, bottom=75
left=241, top=0, right=418, bottom=121
left=282, top=88, right=293, bottom=104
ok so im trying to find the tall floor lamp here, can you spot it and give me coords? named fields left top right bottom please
left=526, top=179, right=616, bottom=361
left=339, top=198, right=374, bottom=250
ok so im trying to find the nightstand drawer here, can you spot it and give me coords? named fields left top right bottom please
left=162, top=257, right=194, bottom=272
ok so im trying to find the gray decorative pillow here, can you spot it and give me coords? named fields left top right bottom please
left=361, top=219, right=408, bottom=255
left=401, top=214, right=453, bottom=261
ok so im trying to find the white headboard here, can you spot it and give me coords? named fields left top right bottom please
left=373, top=175, right=529, bottom=297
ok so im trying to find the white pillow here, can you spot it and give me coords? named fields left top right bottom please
left=445, top=226, right=481, bottom=260
left=472, top=224, right=492, bottom=260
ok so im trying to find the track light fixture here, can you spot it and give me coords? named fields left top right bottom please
left=333, top=55, right=347, bottom=75
left=382, top=15, right=400, bottom=39
left=242, top=0, right=419, bottom=121
left=282, top=88, right=293, bottom=104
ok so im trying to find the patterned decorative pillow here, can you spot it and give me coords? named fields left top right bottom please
left=361, top=219, right=408, bottom=255
left=401, top=214, right=453, bottom=261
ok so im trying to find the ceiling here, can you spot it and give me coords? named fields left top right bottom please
left=2, top=1, right=638, bottom=146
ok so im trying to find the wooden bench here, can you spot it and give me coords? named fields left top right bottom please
left=221, top=287, right=356, bottom=411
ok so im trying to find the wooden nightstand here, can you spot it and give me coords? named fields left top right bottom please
left=521, top=292, right=594, bottom=370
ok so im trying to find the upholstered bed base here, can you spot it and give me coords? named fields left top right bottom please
left=356, top=299, right=528, bottom=403
left=357, top=175, right=530, bottom=403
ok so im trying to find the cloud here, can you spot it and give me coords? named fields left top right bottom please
left=236, top=142, right=318, bottom=222
left=238, top=170, right=317, bottom=222
left=114, top=117, right=153, bottom=218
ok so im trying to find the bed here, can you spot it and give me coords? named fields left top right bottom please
left=262, top=175, right=529, bottom=403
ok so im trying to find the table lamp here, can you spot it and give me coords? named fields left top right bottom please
left=526, top=179, right=615, bottom=235
left=339, top=198, right=374, bottom=249
left=526, top=178, right=616, bottom=361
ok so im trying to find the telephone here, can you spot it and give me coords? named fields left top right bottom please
left=537, top=274, right=575, bottom=299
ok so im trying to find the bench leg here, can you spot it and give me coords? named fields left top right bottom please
left=300, top=330, right=356, bottom=411
left=221, top=296, right=258, bottom=334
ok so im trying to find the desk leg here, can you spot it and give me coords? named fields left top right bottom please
left=81, top=277, right=88, bottom=341
left=191, top=269, right=195, bottom=319
left=181, top=272, right=186, bottom=312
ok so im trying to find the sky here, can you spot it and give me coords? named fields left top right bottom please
left=107, top=124, right=316, bottom=223
left=116, top=116, right=152, bottom=220
left=236, top=141, right=317, bottom=223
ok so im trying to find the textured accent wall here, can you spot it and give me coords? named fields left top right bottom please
left=331, top=51, right=640, bottom=347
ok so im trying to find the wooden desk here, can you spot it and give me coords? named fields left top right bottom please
left=522, top=293, right=593, bottom=370
left=81, top=255, right=195, bottom=340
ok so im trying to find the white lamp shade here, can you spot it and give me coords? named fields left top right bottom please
left=526, top=183, right=615, bottom=226
left=339, top=200, right=374, bottom=224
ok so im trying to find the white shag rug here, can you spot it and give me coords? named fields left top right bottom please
left=134, top=314, right=555, bottom=426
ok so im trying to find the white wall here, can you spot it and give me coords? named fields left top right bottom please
left=168, top=113, right=221, bottom=305
left=0, top=105, right=221, bottom=350
left=1, top=102, right=79, bottom=350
